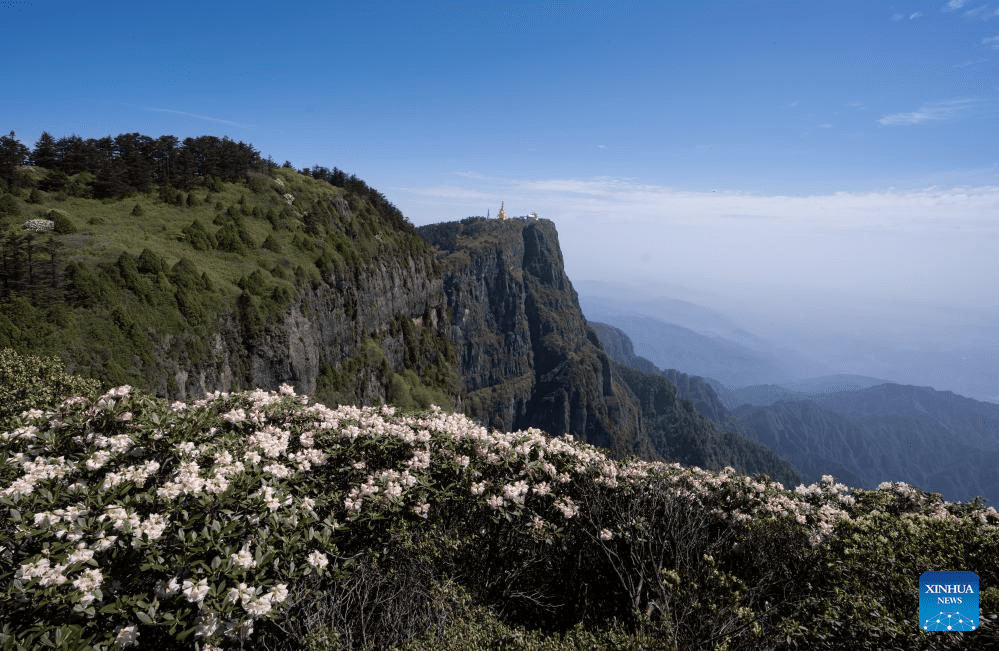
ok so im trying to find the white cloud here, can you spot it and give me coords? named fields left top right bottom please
left=597, top=144, right=607, bottom=149
left=818, top=123, right=833, bottom=129
left=984, top=35, right=999, bottom=48
left=945, top=0, right=968, bottom=11
left=403, top=174, right=999, bottom=309
left=964, top=6, right=999, bottom=19
left=143, top=107, right=254, bottom=129
left=789, top=99, right=800, bottom=108
left=846, top=100, right=865, bottom=109
left=408, top=173, right=999, bottom=234
left=892, top=12, right=905, bottom=21
left=878, top=98, right=977, bottom=125
left=954, top=57, right=987, bottom=67
left=910, top=12, right=924, bottom=19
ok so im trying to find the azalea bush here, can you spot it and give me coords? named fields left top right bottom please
left=2, top=350, right=998, bottom=650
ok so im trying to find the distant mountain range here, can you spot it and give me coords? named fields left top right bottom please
left=577, top=278, right=999, bottom=406
left=723, top=375, right=893, bottom=410
left=578, top=290, right=832, bottom=389
left=590, top=321, right=999, bottom=504
left=5, top=133, right=991, bottom=506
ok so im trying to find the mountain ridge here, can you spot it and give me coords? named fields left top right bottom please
left=590, top=321, right=999, bottom=504
left=0, top=138, right=796, bottom=483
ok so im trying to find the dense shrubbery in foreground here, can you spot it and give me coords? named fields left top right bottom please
left=1, top=351, right=998, bottom=650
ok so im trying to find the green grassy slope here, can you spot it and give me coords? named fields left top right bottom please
left=0, top=165, right=450, bottom=408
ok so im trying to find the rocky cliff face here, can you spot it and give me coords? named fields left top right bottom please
left=589, top=321, right=732, bottom=425
left=162, top=216, right=652, bottom=459
left=419, top=218, right=651, bottom=458
left=153, top=249, right=452, bottom=409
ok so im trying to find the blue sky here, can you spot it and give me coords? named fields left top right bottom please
left=3, top=1, right=998, bottom=395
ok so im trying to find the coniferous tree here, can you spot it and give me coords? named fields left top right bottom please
left=0, top=131, right=29, bottom=187
left=55, top=135, right=100, bottom=175
left=31, top=132, right=59, bottom=169
left=43, top=237, right=64, bottom=294
left=152, top=134, right=179, bottom=185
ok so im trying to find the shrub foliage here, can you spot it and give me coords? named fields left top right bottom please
left=1, top=350, right=997, bottom=650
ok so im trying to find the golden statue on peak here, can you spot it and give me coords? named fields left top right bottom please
left=497, top=201, right=507, bottom=221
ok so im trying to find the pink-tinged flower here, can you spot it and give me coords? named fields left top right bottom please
left=532, top=482, right=552, bottom=496
left=554, top=497, right=578, bottom=519
left=223, top=408, right=247, bottom=424
left=502, top=480, right=529, bottom=503
left=182, top=577, right=209, bottom=605
left=67, top=544, right=95, bottom=565
left=108, top=385, right=131, bottom=399
left=599, top=528, right=613, bottom=541
left=157, top=577, right=181, bottom=598
left=226, top=582, right=258, bottom=605
left=412, top=503, right=430, bottom=518
left=307, top=551, right=329, bottom=571
left=114, top=624, right=139, bottom=648
left=486, top=495, right=505, bottom=509
left=195, top=611, right=221, bottom=638
left=263, top=462, right=292, bottom=479
left=18, top=557, right=69, bottom=587
left=270, top=583, right=289, bottom=604
left=231, top=546, right=256, bottom=569
left=73, top=568, right=103, bottom=606
left=244, top=593, right=273, bottom=617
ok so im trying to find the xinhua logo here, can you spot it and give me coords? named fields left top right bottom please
left=919, top=571, right=979, bottom=631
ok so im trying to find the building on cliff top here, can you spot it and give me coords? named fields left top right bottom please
left=491, top=203, right=539, bottom=221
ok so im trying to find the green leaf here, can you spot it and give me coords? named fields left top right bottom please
left=135, top=611, right=153, bottom=625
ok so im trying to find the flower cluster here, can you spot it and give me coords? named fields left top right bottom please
left=22, top=218, right=55, bottom=232
left=3, top=380, right=997, bottom=650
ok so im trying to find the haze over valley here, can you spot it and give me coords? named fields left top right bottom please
left=575, top=278, right=999, bottom=406
left=3, top=2, right=999, bottom=646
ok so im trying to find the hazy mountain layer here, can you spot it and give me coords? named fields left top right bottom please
left=589, top=322, right=802, bottom=486
left=591, top=321, right=999, bottom=504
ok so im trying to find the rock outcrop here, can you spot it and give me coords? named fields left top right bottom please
left=149, top=248, right=452, bottom=409
left=419, top=218, right=651, bottom=458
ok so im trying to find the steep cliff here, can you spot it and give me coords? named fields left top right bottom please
left=419, top=218, right=651, bottom=458
left=588, top=321, right=802, bottom=485
left=5, top=160, right=807, bottom=469
left=156, top=250, right=452, bottom=406
left=1, top=166, right=460, bottom=414
left=589, top=321, right=740, bottom=428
